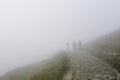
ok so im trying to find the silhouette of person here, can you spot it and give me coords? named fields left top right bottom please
left=72, top=41, right=77, bottom=50
left=78, top=41, right=82, bottom=50
left=66, top=43, right=70, bottom=51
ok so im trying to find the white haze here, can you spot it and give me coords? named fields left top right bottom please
left=0, top=0, right=120, bottom=75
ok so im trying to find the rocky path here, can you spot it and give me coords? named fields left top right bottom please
left=66, top=51, right=119, bottom=80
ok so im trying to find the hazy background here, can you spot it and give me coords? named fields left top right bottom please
left=0, top=0, right=120, bottom=76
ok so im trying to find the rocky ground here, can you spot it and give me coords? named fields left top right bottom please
left=65, top=51, right=120, bottom=80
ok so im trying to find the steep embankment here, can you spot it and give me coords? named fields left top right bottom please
left=85, top=29, right=120, bottom=51
left=0, top=51, right=70, bottom=80
left=84, top=29, right=120, bottom=72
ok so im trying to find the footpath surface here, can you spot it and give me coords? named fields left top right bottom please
left=65, top=51, right=119, bottom=80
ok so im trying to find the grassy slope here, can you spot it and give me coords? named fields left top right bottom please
left=84, top=29, right=120, bottom=71
left=85, top=29, right=120, bottom=53
left=0, top=51, right=70, bottom=80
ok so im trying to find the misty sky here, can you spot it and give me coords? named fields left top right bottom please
left=0, top=0, right=120, bottom=75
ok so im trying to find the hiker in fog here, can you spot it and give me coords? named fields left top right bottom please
left=72, top=41, right=77, bottom=50
left=66, top=42, right=70, bottom=51
left=78, top=41, right=82, bottom=50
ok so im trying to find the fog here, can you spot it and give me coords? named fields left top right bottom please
left=0, top=0, right=120, bottom=76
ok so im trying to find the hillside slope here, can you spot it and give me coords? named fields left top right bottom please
left=0, top=51, right=70, bottom=80
left=84, top=29, right=120, bottom=71
left=85, top=29, right=120, bottom=52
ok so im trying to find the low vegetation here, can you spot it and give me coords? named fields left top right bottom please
left=84, top=29, right=120, bottom=72
left=0, top=51, right=70, bottom=80
left=30, top=51, right=70, bottom=80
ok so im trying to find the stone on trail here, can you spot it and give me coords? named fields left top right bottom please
left=117, top=74, right=120, bottom=80
left=66, top=51, right=119, bottom=80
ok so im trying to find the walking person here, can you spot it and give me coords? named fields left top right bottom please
left=72, top=41, right=77, bottom=51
